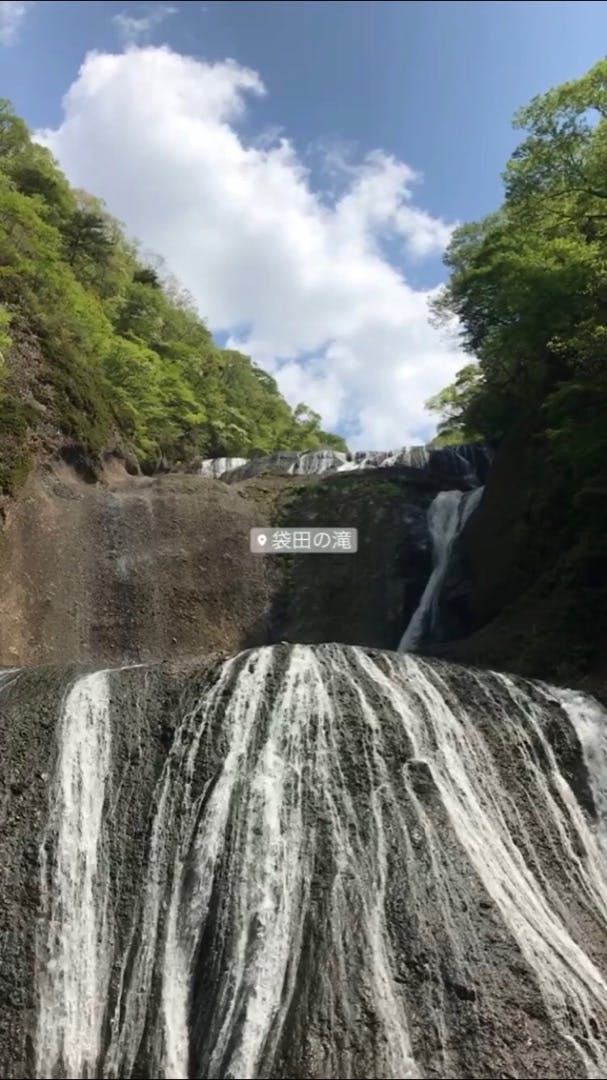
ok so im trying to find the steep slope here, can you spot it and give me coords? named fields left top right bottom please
left=0, top=99, right=344, bottom=503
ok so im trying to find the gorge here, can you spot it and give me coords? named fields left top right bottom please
left=2, top=49, right=607, bottom=1079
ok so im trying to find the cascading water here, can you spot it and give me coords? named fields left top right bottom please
left=36, top=672, right=113, bottom=1080
left=199, top=442, right=492, bottom=485
left=199, top=457, right=249, bottom=480
left=3, top=430, right=605, bottom=1080
left=399, top=486, right=484, bottom=654
left=21, top=644, right=607, bottom=1080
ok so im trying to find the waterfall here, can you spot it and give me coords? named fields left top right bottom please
left=287, top=450, right=349, bottom=474
left=29, top=645, right=607, bottom=1079
left=36, top=672, right=112, bottom=1080
left=200, top=457, right=248, bottom=480
left=399, top=486, right=483, bottom=654
left=199, top=442, right=491, bottom=483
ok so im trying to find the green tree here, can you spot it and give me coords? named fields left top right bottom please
left=425, top=364, right=483, bottom=445
left=0, top=99, right=30, bottom=162
left=430, top=59, right=607, bottom=445
left=427, top=55, right=607, bottom=655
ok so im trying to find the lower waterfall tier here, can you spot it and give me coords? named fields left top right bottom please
left=1, top=644, right=607, bottom=1079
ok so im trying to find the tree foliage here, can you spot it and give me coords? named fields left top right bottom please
left=425, top=59, right=607, bottom=676
left=0, top=99, right=345, bottom=491
left=427, top=57, right=607, bottom=480
left=425, top=363, right=483, bottom=445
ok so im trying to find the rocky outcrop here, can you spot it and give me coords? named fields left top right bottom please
left=15, top=433, right=601, bottom=695
left=457, top=423, right=538, bottom=630
left=0, top=456, right=477, bottom=667
left=435, top=424, right=607, bottom=696
left=0, top=462, right=278, bottom=667
left=13, top=432, right=599, bottom=694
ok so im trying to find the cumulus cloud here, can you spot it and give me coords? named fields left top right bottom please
left=113, top=4, right=177, bottom=47
left=38, top=46, right=465, bottom=448
left=0, top=1, right=28, bottom=44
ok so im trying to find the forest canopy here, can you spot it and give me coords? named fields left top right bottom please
left=0, top=99, right=345, bottom=493
left=426, top=57, right=607, bottom=500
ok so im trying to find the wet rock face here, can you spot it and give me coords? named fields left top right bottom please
left=0, top=468, right=278, bottom=667
left=0, top=457, right=474, bottom=666
left=425, top=530, right=477, bottom=645
left=0, top=668, right=68, bottom=1079
left=3, top=647, right=607, bottom=1079
left=261, top=469, right=436, bottom=651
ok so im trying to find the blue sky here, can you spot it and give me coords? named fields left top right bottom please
left=2, top=1, right=607, bottom=446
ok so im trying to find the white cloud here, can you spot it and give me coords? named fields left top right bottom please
left=113, top=5, right=177, bottom=47
left=38, top=46, right=465, bottom=448
left=0, top=1, right=28, bottom=44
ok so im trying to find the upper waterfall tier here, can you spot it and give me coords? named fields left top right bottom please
left=200, top=441, right=493, bottom=487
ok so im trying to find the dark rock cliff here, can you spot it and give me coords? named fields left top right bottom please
left=2, top=446, right=607, bottom=1080
left=0, top=458, right=469, bottom=668
left=435, top=423, right=607, bottom=697
left=2, top=435, right=602, bottom=696
left=257, top=467, right=440, bottom=651
left=0, top=462, right=277, bottom=667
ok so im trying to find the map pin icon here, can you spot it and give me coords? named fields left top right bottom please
left=258, top=533, right=268, bottom=547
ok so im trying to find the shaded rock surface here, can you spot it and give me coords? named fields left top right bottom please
left=3, top=432, right=602, bottom=699
left=433, top=424, right=607, bottom=698
left=262, top=467, right=440, bottom=650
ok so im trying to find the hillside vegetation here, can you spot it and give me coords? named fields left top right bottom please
left=427, top=58, right=607, bottom=681
left=0, top=100, right=345, bottom=495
